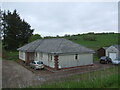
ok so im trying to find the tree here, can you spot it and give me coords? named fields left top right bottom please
left=28, top=34, right=42, bottom=42
left=0, top=8, right=3, bottom=41
left=56, top=35, right=59, bottom=38
left=2, top=10, right=34, bottom=50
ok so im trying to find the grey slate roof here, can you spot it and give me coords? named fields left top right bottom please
left=17, top=39, right=43, bottom=52
left=112, top=45, right=120, bottom=51
left=17, top=38, right=94, bottom=54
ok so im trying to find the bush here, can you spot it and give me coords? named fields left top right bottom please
left=83, top=35, right=96, bottom=41
left=2, top=50, right=18, bottom=60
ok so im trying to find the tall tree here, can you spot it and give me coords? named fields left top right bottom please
left=2, top=10, right=34, bottom=50
left=0, top=9, right=2, bottom=41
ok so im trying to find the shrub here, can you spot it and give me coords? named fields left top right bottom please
left=83, top=35, right=96, bottom=41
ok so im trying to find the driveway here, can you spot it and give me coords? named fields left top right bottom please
left=2, top=60, right=115, bottom=88
left=2, top=60, right=36, bottom=88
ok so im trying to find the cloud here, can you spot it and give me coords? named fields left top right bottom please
left=2, top=2, right=118, bottom=36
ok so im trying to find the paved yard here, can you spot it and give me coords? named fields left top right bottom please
left=2, top=60, right=115, bottom=88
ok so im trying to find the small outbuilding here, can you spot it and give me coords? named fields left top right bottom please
left=106, top=45, right=120, bottom=60
left=97, top=47, right=108, bottom=57
left=17, top=38, right=94, bottom=70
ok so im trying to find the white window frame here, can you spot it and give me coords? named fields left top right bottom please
left=51, top=55, right=52, bottom=61
left=48, top=55, right=52, bottom=61
left=75, top=54, right=78, bottom=60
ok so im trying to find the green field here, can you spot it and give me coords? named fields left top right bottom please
left=29, top=67, right=119, bottom=88
left=64, top=33, right=118, bottom=50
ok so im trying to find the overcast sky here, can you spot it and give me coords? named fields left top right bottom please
left=1, top=2, right=118, bottom=37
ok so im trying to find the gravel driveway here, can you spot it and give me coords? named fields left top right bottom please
left=2, top=60, right=115, bottom=88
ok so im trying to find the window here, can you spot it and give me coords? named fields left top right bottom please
left=48, top=55, right=52, bottom=61
left=51, top=55, right=52, bottom=60
left=75, top=54, right=78, bottom=60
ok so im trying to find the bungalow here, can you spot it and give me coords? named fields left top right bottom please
left=17, top=38, right=94, bottom=70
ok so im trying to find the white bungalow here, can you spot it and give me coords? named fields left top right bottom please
left=17, top=38, right=94, bottom=70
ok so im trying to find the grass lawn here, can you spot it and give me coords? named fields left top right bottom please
left=29, top=67, right=119, bottom=88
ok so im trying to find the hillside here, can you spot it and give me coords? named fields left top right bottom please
left=63, top=33, right=119, bottom=50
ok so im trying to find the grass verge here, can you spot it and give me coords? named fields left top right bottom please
left=29, top=67, right=119, bottom=88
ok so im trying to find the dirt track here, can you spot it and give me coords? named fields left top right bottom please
left=2, top=60, right=115, bottom=88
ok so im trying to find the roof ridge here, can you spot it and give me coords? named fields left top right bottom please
left=34, top=39, right=44, bottom=52
left=42, top=38, right=64, bottom=40
left=26, top=39, right=39, bottom=51
left=54, top=38, right=64, bottom=54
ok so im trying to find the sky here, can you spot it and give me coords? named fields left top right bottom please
left=1, top=2, right=118, bottom=37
